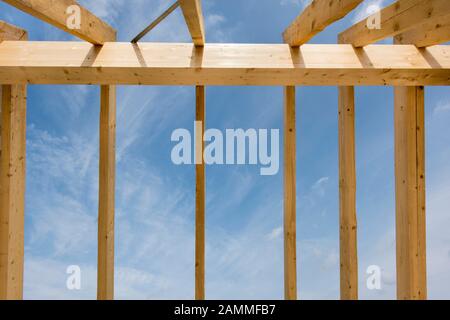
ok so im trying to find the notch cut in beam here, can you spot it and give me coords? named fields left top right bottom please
left=339, top=0, right=450, bottom=47
left=284, top=86, right=297, bottom=300
left=338, top=86, right=358, bottom=300
left=0, top=42, right=449, bottom=86
left=195, top=85, right=205, bottom=300
left=283, top=0, right=363, bottom=46
left=1, top=0, right=116, bottom=44
left=394, top=86, right=427, bottom=300
left=131, top=1, right=180, bottom=43
left=179, top=0, right=205, bottom=46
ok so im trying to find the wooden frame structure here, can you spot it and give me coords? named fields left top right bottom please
left=0, top=0, right=449, bottom=300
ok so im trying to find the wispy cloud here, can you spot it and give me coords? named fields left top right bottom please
left=4, top=0, right=448, bottom=300
left=433, top=100, right=450, bottom=115
left=280, top=0, right=311, bottom=8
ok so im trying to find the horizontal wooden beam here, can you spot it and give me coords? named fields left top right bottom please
left=283, top=0, right=363, bottom=46
left=0, top=42, right=449, bottom=86
left=1, top=0, right=116, bottom=44
left=179, top=0, right=205, bottom=46
left=0, top=21, right=27, bottom=41
left=339, top=0, right=450, bottom=47
left=396, top=13, right=450, bottom=47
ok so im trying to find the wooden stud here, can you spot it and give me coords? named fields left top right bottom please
left=338, top=86, right=358, bottom=300
left=339, top=0, right=450, bottom=47
left=0, top=84, right=27, bottom=300
left=394, top=86, right=427, bottom=300
left=97, top=85, right=116, bottom=300
left=0, top=21, right=27, bottom=301
left=283, top=0, right=363, bottom=46
left=0, top=42, right=449, bottom=86
left=2, top=0, right=116, bottom=44
left=284, top=86, right=297, bottom=300
left=195, top=85, right=205, bottom=300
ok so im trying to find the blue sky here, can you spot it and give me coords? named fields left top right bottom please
left=1, top=0, right=449, bottom=300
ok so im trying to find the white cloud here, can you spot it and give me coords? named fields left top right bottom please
left=12, top=0, right=450, bottom=300
left=312, top=176, right=330, bottom=197
left=280, top=0, right=311, bottom=8
left=267, top=226, right=283, bottom=240
left=352, top=0, right=388, bottom=24
left=433, top=101, right=450, bottom=115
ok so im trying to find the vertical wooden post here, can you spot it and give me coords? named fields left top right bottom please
left=284, top=86, right=297, bottom=300
left=195, top=85, right=205, bottom=300
left=0, top=22, right=27, bottom=301
left=394, top=86, right=427, bottom=300
left=0, top=85, right=27, bottom=300
left=338, top=86, right=358, bottom=300
left=97, top=85, right=116, bottom=300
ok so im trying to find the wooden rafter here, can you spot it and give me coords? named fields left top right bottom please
left=179, top=0, right=205, bottom=46
left=339, top=0, right=450, bottom=47
left=0, top=21, right=27, bottom=41
left=283, top=0, right=363, bottom=46
left=131, top=1, right=180, bottom=43
left=0, top=42, right=448, bottom=86
left=1, top=0, right=116, bottom=44
left=396, top=13, right=450, bottom=47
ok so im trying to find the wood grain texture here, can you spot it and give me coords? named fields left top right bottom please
left=0, top=21, right=27, bottom=301
left=97, top=85, right=116, bottom=300
left=338, top=86, right=358, bottom=300
left=0, top=42, right=449, bottom=86
left=179, top=0, right=205, bottom=46
left=394, top=86, right=427, bottom=300
left=195, top=85, right=205, bottom=300
left=0, top=21, right=27, bottom=41
left=2, top=0, right=116, bottom=44
left=283, top=0, right=363, bottom=46
left=0, top=84, right=26, bottom=300
left=284, top=86, right=297, bottom=300
left=396, top=13, right=450, bottom=47
left=339, top=0, right=450, bottom=47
